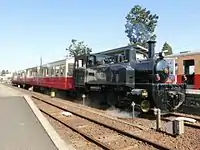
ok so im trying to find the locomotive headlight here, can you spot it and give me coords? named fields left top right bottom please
left=163, top=68, right=169, bottom=74
left=141, top=100, right=150, bottom=112
left=168, top=91, right=178, bottom=100
left=141, top=90, right=148, bottom=97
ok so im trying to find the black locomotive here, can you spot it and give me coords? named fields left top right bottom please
left=73, top=41, right=186, bottom=114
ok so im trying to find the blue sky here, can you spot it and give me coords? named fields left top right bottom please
left=1, top=0, right=200, bottom=71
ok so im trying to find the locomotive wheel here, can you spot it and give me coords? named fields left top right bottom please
left=106, top=91, right=117, bottom=106
left=140, top=100, right=151, bottom=113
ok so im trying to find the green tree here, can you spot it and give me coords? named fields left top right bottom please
left=125, top=5, right=159, bottom=47
left=1, top=70, right=5, bottom=76
left=66, top=39, right=92, bottom=57
left=162, top=42, right=173, bottom=55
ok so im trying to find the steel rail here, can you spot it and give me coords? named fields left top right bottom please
left=33, top=95, right=171, bottom=150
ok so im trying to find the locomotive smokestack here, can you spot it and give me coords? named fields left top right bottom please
left=147, top=41, right=156, bottom=59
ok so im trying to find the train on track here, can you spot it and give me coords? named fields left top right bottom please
left=12, top=41, right=187, bottom=114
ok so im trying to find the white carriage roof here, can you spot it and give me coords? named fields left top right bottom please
left=44, top=59, right=66, bottom=65
left=165, top=50, right=200, bottom=58
left=41, top=57, right=74, bottom=67
left=93, top=44, right=148, bottom=56
left=25, top=66, right=37, bottom=70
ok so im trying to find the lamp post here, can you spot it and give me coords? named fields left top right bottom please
left=153, top=108, right=161, bottom=131
left=82, top=94, right=86, bottom=105
left=131, top=101, right=135, bottom=118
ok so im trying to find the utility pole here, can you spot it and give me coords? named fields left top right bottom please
left=39, top=56, right=43, bottom=77
left=40, top=56, right=43, bottom=67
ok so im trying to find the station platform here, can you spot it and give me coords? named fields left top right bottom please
left=186, top=89, right=200, bottom=95
left=0, top=84, right=74, bottom=150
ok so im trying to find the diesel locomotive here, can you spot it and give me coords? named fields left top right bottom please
left=73, top=41, right=186, bottom=114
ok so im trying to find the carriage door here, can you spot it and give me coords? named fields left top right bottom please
left=183, top=59, right=195, bottom=89
left=74, top=58, right=86, bottom=87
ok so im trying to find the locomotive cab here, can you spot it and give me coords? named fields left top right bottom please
left=73, top=46, right=139, bottom=105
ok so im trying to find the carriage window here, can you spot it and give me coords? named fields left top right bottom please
left=96, top=55, right=106, bottom=65
left=43, top=67, right=45, bottom=76
left=95, top=54, right=112, bottom=65
left=136, top=53, right=146, bottom=60
left=51, top=67, right=55, bottom=76
left=60, top=64, right=66, bottom=76
left=42, top=67, right=47, bottom=77
left=32, top=72, right=36, bottom=77
left=39, top=68, right=43, bottom=76
left=46, top=68, right=48, bottom=76
left=43, top=68, right=46, bottom=76
left=55, top=65, right=60, bottom=76
left=67, top=63, right=74, bottom=76
left=175, top=63, right=178, bottom=74
left=47, top=67, right=51, bottom=76
left=32, top=71, right=35, bottom=77
left=189, top=66, right=195, bottom=75
left=87, top=56, right=95, bottom=67
left=183, top=59, right=194, bottom=75
left=183, top=59, right=195, bottom=85
left=29, top=70, right=31, bottom=77
left=22, top=72, right=25, bottom=77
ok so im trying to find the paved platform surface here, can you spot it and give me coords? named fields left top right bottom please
left=0, top=96, right=58, bottom=150
left=0, top=84, right=24, bottom=97
left=0, top=84, right=74, bottom=150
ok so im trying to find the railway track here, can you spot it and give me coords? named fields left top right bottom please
left=32, top=95, right=171, bottom=150
left=33, top=97, right=113, bottom=150
left=170, top=112, right=200, bottom=122
left=162, top=112, right=200, bottom=129
left=6, top=84, right=200, bottom=150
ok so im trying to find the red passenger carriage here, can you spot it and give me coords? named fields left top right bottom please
left=12, top=57, right=75, bottom=92
left=166, top=51, right=200, bottom=89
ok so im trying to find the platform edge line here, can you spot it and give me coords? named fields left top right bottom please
left=23, top=95, right=75, bottom=150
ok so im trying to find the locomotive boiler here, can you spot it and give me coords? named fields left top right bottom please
left=73, top=41, right=186, bottom=114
